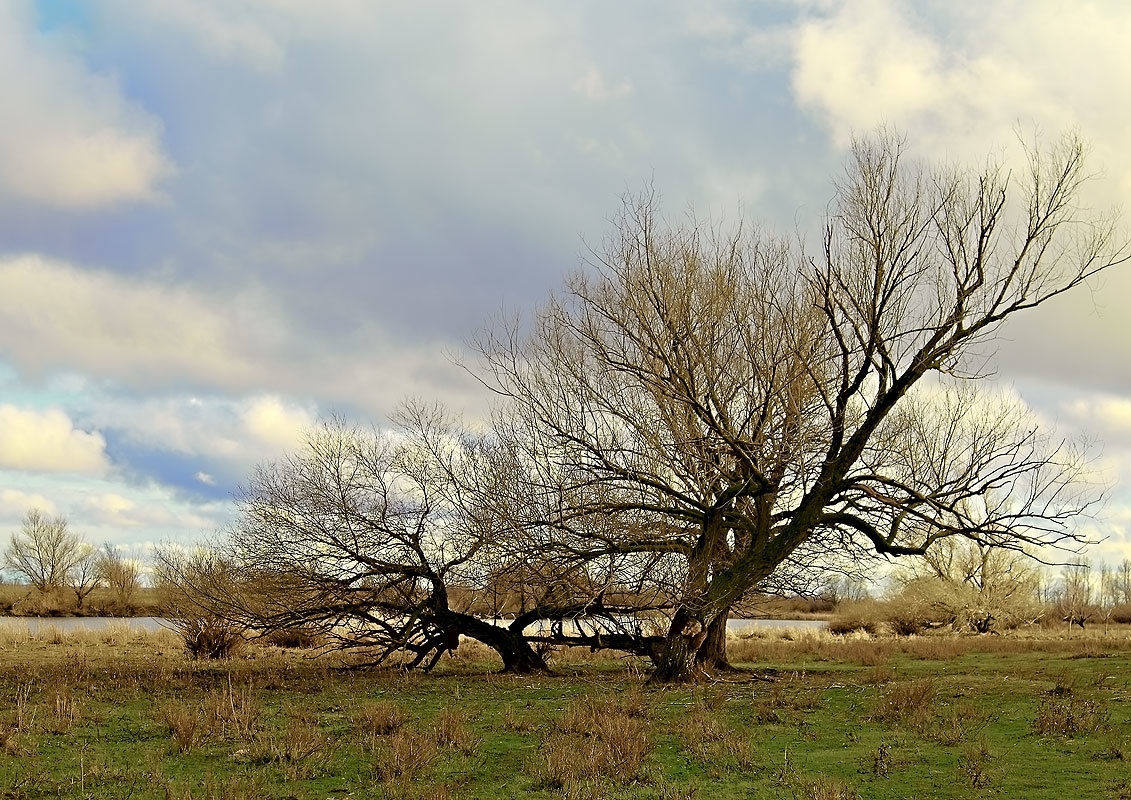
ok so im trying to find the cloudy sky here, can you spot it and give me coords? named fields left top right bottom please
left=2, top=0, right=1131, bottom=565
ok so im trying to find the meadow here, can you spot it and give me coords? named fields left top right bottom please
left=0, top=622, right=1128, bottom=799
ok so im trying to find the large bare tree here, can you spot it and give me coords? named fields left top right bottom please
left=476, top=131, right=1123, bottom=681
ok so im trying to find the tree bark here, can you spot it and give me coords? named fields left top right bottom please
left=457, top=614, right=550, bottom=674
left=695, top=607, right=732, bottom=670
left=650, top=608, right=709, bottom=683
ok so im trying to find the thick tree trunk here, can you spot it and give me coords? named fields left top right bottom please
left=695, top=607, right=732, bottom=670
left=650, top=608, right=709, bottom=683
left=494, top=633, right=549, bottom=673
left=441, top=611, right=551, bottom=674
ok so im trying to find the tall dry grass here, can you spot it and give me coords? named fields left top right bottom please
left=533, top=693, right=653, bottom=794
left=727, top=625, right=1131, bottom=666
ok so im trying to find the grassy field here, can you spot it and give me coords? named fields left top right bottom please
left=0, top=622, right=1128, bottom=799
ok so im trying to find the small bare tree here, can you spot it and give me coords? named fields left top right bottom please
left=153, top=545, right=248, bottom=658
left=67, top=543, right=101, bottom=610
left=1056, top=558, right=1095, bottom=628
left=4, top=509, right=90, bottom=594
left=97, top=543, right=143, bottom=611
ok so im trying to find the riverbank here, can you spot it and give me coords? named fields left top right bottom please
left=0, top=583, right=163, bottom=618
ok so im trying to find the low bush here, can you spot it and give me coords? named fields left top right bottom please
left=176, top=616, right=245, bottom=660
left=262, top=627, right=322, bottom=649
left=827, top=617, right=877, bottom=636
left=1033, top=693, right=1110, bottom=737
left=871, top=679, right=937, bottom=726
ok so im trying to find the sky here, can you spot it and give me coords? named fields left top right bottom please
left=2, top=0, right=1131, bottom=567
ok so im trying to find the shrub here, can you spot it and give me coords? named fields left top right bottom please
left=178, top=616, right=245, bottom=660
left=871, top=679, right=937, bottom=725
left=1109, top=603, right=1131, bottom=624
left=886, top=612, right=928, bottom=637
left=262, top=627, right=322, bottom=649
left=958, top=739, right=994, bottom=789
left=1033, top=693, right=1110, bottom=737
left=827, top=617, right=877, bottom=636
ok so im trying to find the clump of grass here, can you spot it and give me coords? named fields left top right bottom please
left=357, top=700, right=410, bottom=738
left=163, top=774, right=267, bottom=800
left=48, top=686, right=80, bottom=734
left=380, top=780, right=454, bottom=800
left=1033, top=693, right=1110, bottom=737
left=655, top=781, right=700, bottom=800
left=0, top=622, right=34, bottom=646
left=99, top=620, right=138, bottom=647
left=862, top=662, right=894, bottom=684
left=681, top=706, right=757, bottom=773
left=201, top=678, right=261, bottom=738
left=500, top=703, right=538, bottom=733
left=871, top=678, right=937, bottom=725
left=161, top=702, right=205, bottom=753
left=789, top=776, right=859, bottom=800
left=926, top=702, right=993, bottom=745
left=11, top=682, right=35, bottom=734
left=431, top=708, right=480, bottom=754
left=534, top=696, right=652, bottom=793
left=958, top=739, right=995, bottom=789
left=1099, top=734, right=1128, bottom=761
left=373, top=729, right=441, bottom=782
left=250, top=718, right=334, bottom=779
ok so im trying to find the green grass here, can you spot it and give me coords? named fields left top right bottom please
left=1, top=626, right=1129, bottom=799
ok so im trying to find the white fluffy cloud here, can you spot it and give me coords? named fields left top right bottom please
left=792, top=2, right=1131, bottom=175
left=84, top=393, right=312, bottom=462
left=0, top=488, right=57, bottom=519
left=0, top=2, right=172, bottom=207
left=242, top=396, right=313, bottom=451
left=0, top=255, right=483, bottom=418
left=1064, top=395, right=1131, bottom=441
left=0, top=255, right=285, bottom=390
left=0, top=405, right=108, bottom=474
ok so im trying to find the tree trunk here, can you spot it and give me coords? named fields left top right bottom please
left=461, top=614, right=550, bottom=674
left=650, top=608, right=709, bottom=683
left=695, top=607, right=732, bottom=670
left=430, top=609, right=550, bottom=674
left=496, top=635, right=549, bottom=673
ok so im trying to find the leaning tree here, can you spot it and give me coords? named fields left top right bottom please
left=476, top=131, right=1123, bottom=681
left=197, top=405, right=558, bottom=672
